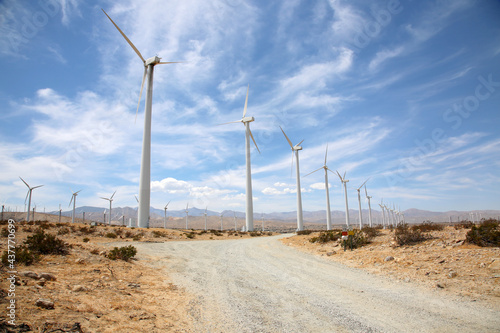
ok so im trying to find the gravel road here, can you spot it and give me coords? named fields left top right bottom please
left=133, top=234, right=500, bottom=332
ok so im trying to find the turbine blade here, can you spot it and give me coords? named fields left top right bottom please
left=100, top=197, right=108, bottom=200
left=75, top=190, right=82, bottom=194
left=136, top=67, right=147, bottom=123
left=24, top=191, right=29, bottom=204
left=324, top=144, right=328, bottom=166
left=110, top=190, right=117, bottom=200
left=101, top=9, right=145, bottom=63
left=303, top=167, right=323, bottom=177
left=166, top=200, right=171, bottom=208
left=134, top=195, right=139, bottom=203
left=297, top=139, right=305, bottom=146
left=335, top=170, right=342, bottom=181
left=358, top=178, right=370, bottom=190
left=279, top=126, right=293, bottom=148
left=19, top=176, right=29, bottom=188
left=158, top=61, right=183, bottom=64
left=32, top=185, right=44, bottom=190
left=248, top=127, right=260, bottom=153
left=343, top=171, right=346, bottom=179
left=242, top=84, right=249, bottom=117
left=217, top=120, right=241, bottom=126
left=290, top=151, right=294, bottom=178
left=364, top=185, right=368, bottom=197
left=69, top=195, right=74, bottom=207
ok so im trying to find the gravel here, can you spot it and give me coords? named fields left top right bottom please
left=133, top=234, right=500, bottom=332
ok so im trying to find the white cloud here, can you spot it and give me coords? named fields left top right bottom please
left=368, top=46, right=404, bottom=72
left=310, top=182, right=330, bottom=190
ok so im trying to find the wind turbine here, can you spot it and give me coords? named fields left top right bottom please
left=336, top=171, right=350, bottom=228
left=163, top=201, right=170, bottom=229
left=364, top=185, right=373, bottom=227
left=100, top=190, right=116, bottom=225
left=304, top=144, right=334, bottom=230
left=220, top=212, right=224, bottom=231
left=102, top=9, right=182, bottom=229
left=219, top=85, right=260, bottom=232
left=378, top=201, right=386, bottom=229
left=203, top=207, right=208, bottom=231
left=185, top=203, right=189, bottom=229
left=58, top=204, right=62, bottom=224
left=69, top=189, right=82, bottom=224
left=356, top=179, right=369, bottom=230
left=279, top=126, right=304, bottom=231
left=233, top=212, right=237, bottom=231
left=19, top=177, right=43, bottom=223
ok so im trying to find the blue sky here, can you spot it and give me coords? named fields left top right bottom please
left=1, top=0, right=499, bottom=215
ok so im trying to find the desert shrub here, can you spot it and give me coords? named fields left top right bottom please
left=350, top=229, right=371, bottom=249
left=197, top=230, right=208, bottom=235
left=297, top=230, right=314, bottom=235
left=105, top=232, right=117, bottom=239
left=24, top=229, right=70, bottom=255
left=185, top=232, right=196, bottom=239
left=107, top=245, right=137, bottom=261
left=454, top=221, right=474, bottom=230
left=34, top=221, right=51, bottom=229
left=412, top=221, right=444, bottom=232
left=124, top=230, right=134, bottom=238
left=57, top=227, right=70, bottom=235
left=1, top=227, right=9, bottom=237
left=114, top=228, right=123, bottom=236
left=394, top=223, right=429, bottom=246
left=55, top=223, right=65, bottom=227
left=83, top=237, right=90, bottom=243
left=132, top=233, right=143, bottom=241
left=310, top=230, right=341, bottom=244
left=22, top=226, right=33, bottom=233
left=209, top=229, right=222, bottom=236
left=90, top=248, right=99, bottom=255
left=2, top=245, right=39, bottom=266
left=466, top=219, right=500, bottom=247
left=79, top=226, right=95, bottom=235
left=362, top=226, right=381, bottom=238
left=152, top=230, right=167, bottom=237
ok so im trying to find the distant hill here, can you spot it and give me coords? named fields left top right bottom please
left=48, top=206, right=500, bottom=225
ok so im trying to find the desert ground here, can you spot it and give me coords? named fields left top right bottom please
left=1, top=216, right=499, bottom=332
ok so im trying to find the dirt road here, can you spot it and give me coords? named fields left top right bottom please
left=133, top=234, right=500, bottom=332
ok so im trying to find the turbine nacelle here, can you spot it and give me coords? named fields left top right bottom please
left=145, top=56, right=162, bottom=66
left=242, top=116, right=255, bottom=123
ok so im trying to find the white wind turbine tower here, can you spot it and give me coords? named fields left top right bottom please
left=233, top=212, right=237, bottom=231
left=336, top=171, right=350, bottom=228
left=279, top=126, right=304, bottom=231
left=69, top=189, right=82, bottom=224
left=379, top=202, right=386, bottom=229
left=204, top=207, right=208, bottom=231
left=19, top=177, right=43, bottom=223
left=163, top=201, right=170, bottom=229
left=356, top=179, right=369, bottom=230
left=304, top=144, right=334, bottom=230
left=220, top=85, right=260, bottom=231
left=185, top=203, right=189, bottom=229
left=102, top=9, right=182, bottom=229
left=364, top=185, right=373, bottom=227
left=220, top=212, right=224, bottom=231
left=100, top=190, right=116, bottom=225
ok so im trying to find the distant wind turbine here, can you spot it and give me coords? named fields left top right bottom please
left=164, top=201, right=170, bottom=229
left=204, top=207, right=208, bottom=231
left=364, top=185, right=373, bottom=227
left=185, top=203, right=189, bottom=229
left=279, top=126, right=304, bottom=231
left=102, top=9, right=182, bottom=229
left=336, top=171, right=350, bottom=228
left=233, top=212, right=237, bottom=231
left=19, top=177, right=43, bottom=223
left=379, top=202, right=386, bottom=229
left=304, top=144, right=334, bottom=230
left=100, top=190, right=116, bottom=225
left=356, top=179, right=369, bottom=230
left=220, top=212, right=224, bottom=231
left=219, top=85, right=260, bottom=232
left=69, top=189, right=82, bottom=224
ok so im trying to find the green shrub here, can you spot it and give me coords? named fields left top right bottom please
left=124, top=230, right=134, bottom=238
left=24, top=229, right=70, bottom=255
left=394, top=223, right=429, bottom=246
left=79, top=226, right=95, bottom=235
left=185, top=232, right=196, bottom=239
left=466, top=219, right=500, bottom=247
left=107, top=245, right=137, bottom=261
left=310, top=230, right=341, bottom=244
left=105, top=232, right=117, bottom=239
left=132, top=233, right=143, bottom=241
left=209, top=229, right=222, bottom=236
left=362, top=226, right=381, bottom=238
left=152, top=230, right=167, bottom=237
left=2, top=245, right=39, bottom=266
left=411, top=221, right=444, bottom=232
left=57, top=227, right=70, bottom=235
left=297, top=230, right=314, bottom=235
left=454, top=221, right=474, bottom=229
